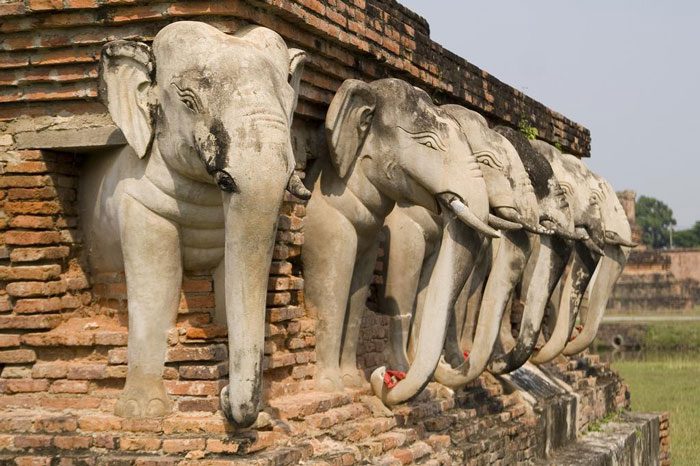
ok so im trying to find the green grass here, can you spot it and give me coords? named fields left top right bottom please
left=612, top=353, right=700, bottom=465
left=644, top=322, right=700, bottom=351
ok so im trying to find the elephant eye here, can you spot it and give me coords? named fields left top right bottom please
left=559, top=181, right=573, bottom=196
left=398, top=126, right=446, bottom=151
left=474, top=151, right=504, bottom=170
left=171, top=83, right=202, bottom=113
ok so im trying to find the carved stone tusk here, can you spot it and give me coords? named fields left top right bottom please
left=488, top=214, right=523, bottom=231
left=286, top=172, right=311, bottom=200
left=439, top=194, right=500, bottom=238
left=605, top=230, right=638, bottom=248
left=541, top=219, right=579, bottom=240
left=583, top=237, right=605, bottom=256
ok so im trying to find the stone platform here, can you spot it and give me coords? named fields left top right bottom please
left=0, top=352, right=667, bottom=465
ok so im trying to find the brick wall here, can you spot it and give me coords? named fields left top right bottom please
left=0, top=0, right=590, bottom=156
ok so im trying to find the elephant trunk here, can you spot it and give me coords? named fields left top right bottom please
left=562, top=245, right=627, bottom=355
left=488, top=235, right=572, bottom=374
left=218, top=162, right=288, bottom=427
left=529, top=242, right=598, bottom=364
left=434, top=230, right=531, bottom=388
left=370, top=215, right=480, bottom=405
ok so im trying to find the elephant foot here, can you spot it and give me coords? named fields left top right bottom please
left=115, top=373, right=172, bottom=419
left=340, top=367, right=366, bottom=388
left=315, top=368, right=344, bottom=392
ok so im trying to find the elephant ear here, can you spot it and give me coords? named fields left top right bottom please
left=286, top=48, right=307, bottom=124
left=325, top=79, right=376, bottom=178
left=99, top=40, right=156, bottom=159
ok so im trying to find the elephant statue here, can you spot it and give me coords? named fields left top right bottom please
left=379, top=105, right=547, bottom=392
left=435, top=120, right=576, bottom=388
left=79, top=21, right=308, bottom=427
left=302, top=79, right=497, bottom=407
left=480, top=128, right=582, bottom=375
left=561, top=160, right=636, bottom=356
left=377, top=105, right=540, bottom=375
left=528, top=144, right=635, bottom=363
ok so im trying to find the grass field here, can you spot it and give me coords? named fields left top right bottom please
left=612, top=352, right=700, bottom=465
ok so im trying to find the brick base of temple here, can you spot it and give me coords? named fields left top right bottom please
left=0, top=348, right=668, bottom=465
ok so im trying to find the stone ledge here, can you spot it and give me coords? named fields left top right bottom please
left=13, top=126, right=126, bottom=152
left=538, top=412, right=663, bottom=466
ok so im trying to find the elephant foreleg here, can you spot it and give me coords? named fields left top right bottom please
left=378, top=209, right=428, bottom=372
left=339, top=236, right=380, bottom=386
left=115, top=195, right=182, bottom=418
left=303, top=196, right=357, bottom=392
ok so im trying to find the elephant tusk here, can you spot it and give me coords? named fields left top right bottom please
left=583, top=237, right=606, bottom=256
left=488, top=214, right=523, bottom=231
left=439, top=194, right=500, bottom=238
left=499, top=207, right=553, bottom=236
left=286, top=172, right=312, bottom=200
left=604, top=230, right=638, bottom=248
left=541, top=219, right=579, bottom=241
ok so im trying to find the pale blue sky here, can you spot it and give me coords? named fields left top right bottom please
left=400, top=0, right=699, bottom=228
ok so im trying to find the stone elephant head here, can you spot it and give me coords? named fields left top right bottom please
left=98, top=21, right=307, bottom=427
left=425, top=107, right=547, bottom=387
left=377, top=105, right=542, bottom=381
left=561, top=163, right=635, bottom=356
left=303, top=78, right=495, bottom=408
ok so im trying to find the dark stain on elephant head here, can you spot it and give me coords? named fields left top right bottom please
left=494, top=126, right=554, bottom=202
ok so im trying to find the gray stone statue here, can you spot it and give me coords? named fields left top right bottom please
left=302, top=78, right=497, bottom=407
left=80, top=21, right=307, bottom=427
left=377, top=107, right=543, bottom=388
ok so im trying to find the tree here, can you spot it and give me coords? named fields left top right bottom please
left=636, top=195, right=676, bottom=249
left=674, top=221, right=700, bottom=248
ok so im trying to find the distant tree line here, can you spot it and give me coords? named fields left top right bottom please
left=636, top=195, right=700, bottom=249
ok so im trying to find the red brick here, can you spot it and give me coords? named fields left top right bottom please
left=53, top=435, right=92, bottom=449
left=0, top=314, right=62, bottom=329
left=77, top=414, right=122, bottom=432
left=182, top=278, right=212, bottom=292
left=95, top=330, right=128, bottom=346
left=5, top=280, right=67, bottom=297
left=34, top=415, right=78, bottom=433
left=31, top=362, right=67, bottom=379
left=166, top=344, right=227, bottom=362
left=0, top=264, right=62, bottom=281
left=0, top=349, right=36, bottom=363
left=14, top=435, right=53, bottom=448
left=50, top=379, right=89, bottom=394
left=14, top=297, right=65, bottom=313
left=28, top=0, right=63, bottom=11
left=184, top=325, right=227, bottom=340
left=164, top=380, right=224, bottom=397
left=161, top=437, right=205, bottom=453
left=0, top=334, right=21, bottom=348
left=7, top=186, right=61, bottom=199
left=3, top=201, right=63, bottom=215
left=176, top=398, right=219, bottom=413
left=10, top=246, right=70, bottom=262
left=67, top=363, right=106, bottom=380
left=0, top=175, right=52, bottom=188
left=119, top=436, right=162, bottom=451
left=178, top=362, right=227, bottom=380
left=8, top=215, right=54, bottom=229
left=4, top=230, right=62, bottom=245
left=120, top=418, right=163, bottom=433
left=0, top=2, right=25, bottom=16
left=1, top=378, right=49, bottom=393
left=206, top=438, right=241, bottom=454
left=14, top=457, right=52, bottom=466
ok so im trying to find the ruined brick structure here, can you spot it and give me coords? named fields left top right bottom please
left=610, top=190, right=700, bottom=312
left=0, top=1, right=666, bottom=464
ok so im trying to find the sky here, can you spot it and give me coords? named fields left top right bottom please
left=399, top=0, right=700, bottom=229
